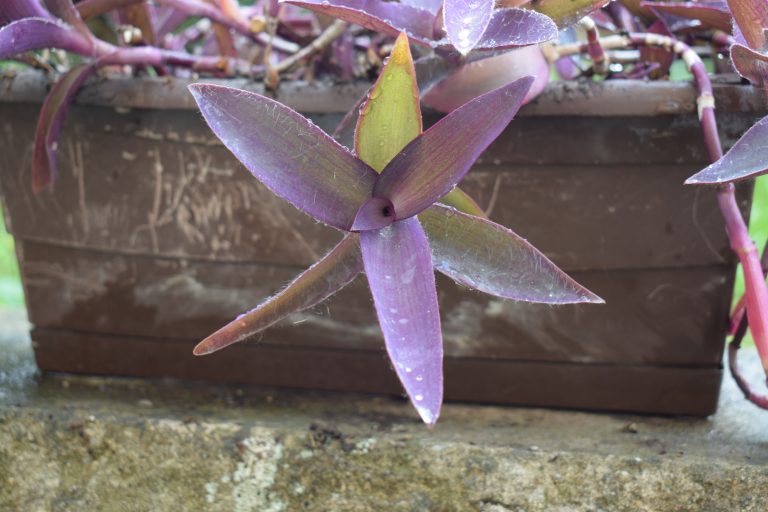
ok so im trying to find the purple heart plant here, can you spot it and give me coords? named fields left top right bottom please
left=188, top=33, right=602, bottom=425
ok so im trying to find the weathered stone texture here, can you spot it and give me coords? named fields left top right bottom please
left=1, top=309, right=767, bottom=511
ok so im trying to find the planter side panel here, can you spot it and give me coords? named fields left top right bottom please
left=0, top=86, right=758, bottom=415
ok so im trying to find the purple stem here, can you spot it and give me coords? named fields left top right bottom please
left=77, top=0, right=298, bottom=53
left=102, top=46, right=263, bottom=75
left=629, top=32, right=768, bottom=389
left=581, top=17, right=608, bottom=74
left=558, top=31, right=768, bottom=403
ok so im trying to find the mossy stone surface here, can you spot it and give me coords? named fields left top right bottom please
left=1, top=309, right=767, bottom=511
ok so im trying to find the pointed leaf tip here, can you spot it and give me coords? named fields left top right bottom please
left=685, top=113, right=768, bottom=185
left=193, top=234, right=363, bottom=355
left=375, top=75, right=534, bottom=220
left=188, top=82, right=378, bottom=231
left=355, top=29, right=422, bottom=173
left=444, top=0, right=494, bottom=55
left=420, top=204, right=604, bottom=304
left=360, top=218, right=443, bottom=426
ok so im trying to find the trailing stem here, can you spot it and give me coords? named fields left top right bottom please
left=578, top=17, right=609, bottom=75
left=551, top=30, right=768, bottom=406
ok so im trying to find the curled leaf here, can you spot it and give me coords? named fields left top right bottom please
left=188, top=83, right=378, bottom=231
left=194, top=234, right=363, bottom=355
left=0, top=18, right=94, bottom=59
left=686, top=114, right=768, bottom=184
left=420, top=204, right=603, bottom=304
left=359, top=218, right=443, bottom=426
left=730, top=43, right=768, bottom=89
left=33, top=63, right=97, bottom=192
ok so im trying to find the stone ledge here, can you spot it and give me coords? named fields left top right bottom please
left=1, top=308, right=767, bottom=511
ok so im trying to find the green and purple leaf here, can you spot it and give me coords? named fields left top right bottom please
left=33, top=63, right=97, bottom=192
left=188, top=83, right=379, bottom=231
left=443, top=0, right=495, bottom=55
left=373, top=76, right=534, bottom=222
left=359, top=217, right=443, bottom=426
left=421, top=205, right=603, bottom=304
left=686, top=114, right=768, bottom=184
left=0, top=18, right=94, bottom=59
left=355, top=32, right=422, bottom=173
left=422, top=45, right=548, bottom=113
left=193, top=234, right=363, bottom=355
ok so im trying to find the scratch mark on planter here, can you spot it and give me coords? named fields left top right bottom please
left=66, top=140, right=90, bottom=241
left=691, top=187, right=725, bottom=263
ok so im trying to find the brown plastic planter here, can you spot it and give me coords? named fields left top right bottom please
left=1, top=71, right=766, bottom=415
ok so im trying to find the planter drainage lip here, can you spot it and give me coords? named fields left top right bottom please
left=0, top=70, right=765, bottom=117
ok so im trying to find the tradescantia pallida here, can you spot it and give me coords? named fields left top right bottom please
left=189, top=33, right=602, bottom=425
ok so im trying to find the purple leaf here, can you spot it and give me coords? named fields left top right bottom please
left=475, top=8, right=558, bottom=50
left=727, top=0, right=768, bottom=51
left=33, top=63, right=97, bottom=192
left=283, top=0, right=437, bottom=45
left=188, top=83, right=378, bottom=231
left=373, top=76, right=533, bottom=222
left=422, top=45, right=549, bottom=113
left=194, top=234, right=363, bottom=355
left=731, top=43, right=768, bottom=88
left=443, top=0, right=495, bottom=55
left=686, top=114, right=768, bottom=184
left=401, top=0, right=442, bottom=15
left=43, top=0, right=94, bottom=40
left=0, top=0, right=49, bottom=24
left=0, top=18, right=94, bottom=59
left=360, top=218, right=443, bottom=426
left=420, top=205, right=603, bottom=304
left=640, top=1, right=731, bottom=32
left=352, top=197, right=395, bottom=231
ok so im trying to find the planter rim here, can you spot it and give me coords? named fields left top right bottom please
left=0, top=70, right=765, bottom=117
